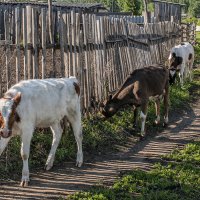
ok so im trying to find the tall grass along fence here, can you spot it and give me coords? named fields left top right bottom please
left=0, top=3, right=182, bottom=114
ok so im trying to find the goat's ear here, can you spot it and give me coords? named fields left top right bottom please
left=165, top=60, right=169, bottom=68
left=172, top=52, right=176, bottom=58
left=13, top=92, right=21, bottom=106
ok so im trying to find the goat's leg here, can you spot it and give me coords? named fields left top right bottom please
left=179, top=64, right=185, bottom=87
left=140, top=102, right=148, bottom=136
left=154, top=99, right=161, bottom=125
left=188, top=59, right=194, bottom=81
left=0, top=137, right=11, bottom=156
left=163, top=85, right=169, bottom=127
left=183, top=64, right=189, bottom=79
left=20, top=128, right=33, bottom=187
left=67, top=111, right=83, bottom=167
left=133, top=106, right=138, bottom=128
left=45, top=123, right=63, bottom=170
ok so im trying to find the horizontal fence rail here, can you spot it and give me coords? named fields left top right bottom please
left=0, top=3, right=183, bottom=113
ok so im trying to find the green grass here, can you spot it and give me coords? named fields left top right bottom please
left=66, top=69, right=200, bottom=200
left=67, top=141, right=200, bottom=200
left=196, top=32, right=200, bottom=41
left=194, top=34, right=200, bottom=65
left=64, top=69, right=200, bottom=199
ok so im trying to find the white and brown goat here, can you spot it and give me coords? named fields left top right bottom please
left=0, top=77, right=83, bottom=187
left=101, top=65, right=169, bottom=136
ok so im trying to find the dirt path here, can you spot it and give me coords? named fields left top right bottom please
left=0, top=94, right=200, bottom=200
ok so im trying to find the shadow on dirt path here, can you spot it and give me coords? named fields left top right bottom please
left=0, top=89, right=200, bottom=200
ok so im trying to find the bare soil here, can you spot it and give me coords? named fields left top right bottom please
left=0, top=78, right=200, bottom=200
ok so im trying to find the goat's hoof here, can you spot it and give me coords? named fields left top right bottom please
left=154, top=120, right=160, bottom=125
left=45, top=164, right=53, bottom=171
left=140, top=132, right=146, bottom=139
left=132, top=125, right=137, bottom=131
left=162, top=123, right=168, bottom=128
left=76, top=161, right=83, bottom=167
left=20, top=180, right=29, bottom=187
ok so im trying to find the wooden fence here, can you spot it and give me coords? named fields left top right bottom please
left=0, top=4, right=182, bottom=113
left=153, top=0, right=183, bottom=23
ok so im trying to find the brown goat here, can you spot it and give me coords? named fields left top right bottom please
left=101, top=65, right=169, bottom=136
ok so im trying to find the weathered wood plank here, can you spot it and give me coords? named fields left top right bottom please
left=5, top=7, right=11, bottom=90
left=26, top=5, right=33, bottom=79
left=41, top=8, right=47, bottom=79
left=23, top=6, right=28, bottom=80
left=59, top=11, right=65, bottom=77
left=15, top=6, right=21, bottom=82
left=32, top=7, right=39, bottom=79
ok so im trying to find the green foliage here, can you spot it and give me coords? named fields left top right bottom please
left=182, top=17, right=198, bottom=24
left=118, top=0, right=142, bottom=15
left=188, top=0, right=200, bottom=17
left=194, top=38, right=200, bottom=64
left=58, top=0, right=144, bottom=14
left=67, top=140, right=200, bottom=200
left=163, top=141, right=200, bottom=165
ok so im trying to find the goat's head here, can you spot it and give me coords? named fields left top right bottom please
left=0, top=93, right=21, bottom=138
left=168, top=53, right=183, bottom=85
left=100, top=95, right=119, bottom=118
left=168, top=52, right=183, bottom=70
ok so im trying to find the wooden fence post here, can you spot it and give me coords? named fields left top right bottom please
left=32, top=7, right=39, bottom=79
left=59, top=11, right=65, bottom=77
left=5, top=6, right=11, bottom=90
left=23, top=6, right=28, bottom=80
left=41, top=8, right=47, bottom=79
left=15, top=6, right=21, bottom=83
left=26, top=5, right=33, bottom=79
left=48, top=0, right=56, bottom=77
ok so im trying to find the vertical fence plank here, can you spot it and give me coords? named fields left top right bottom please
left=5, top=7, right=11, bottom=90
left=82, top=13, right=88, bottom=112
left=41, top=8, right=47, bottom=79
left=15, top=6, right=21, bottom=82
left=48, top=0, right=56, bottom=77
left=59, top=11, right=65, bottom=77
left=63, top=13, right=68, bottom=77
left=76, top=12, right=80, bottom=79
left=27, top=5, right=33, bottom=79
left=32, top=7, right=38, bottom=79
left=68, top=12, right=73, bottom=76
left=23, top=6, right=28, bottom=80
left=71, top=10, right=76, bottom=76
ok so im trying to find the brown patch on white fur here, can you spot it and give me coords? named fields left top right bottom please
left=8, top=105, right=17, bottom=130
left=0, top=112, right=5, bottom=128
left=13, top=93, right=21, bottom=106
left=188, top=53, right=193, bottom=60
left=73, top=82, right=80, bottom=96
left=8, top=94, right=21, bottom=128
